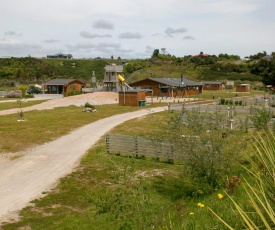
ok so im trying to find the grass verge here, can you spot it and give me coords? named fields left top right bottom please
left=0, top=104, right=166, bottom=154
left=0, top=100, right=48, bottom=111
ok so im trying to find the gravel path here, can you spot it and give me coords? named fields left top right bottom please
left=0, top=92, right=118, bottom=116
left=0, top=106, right=166, bottom=225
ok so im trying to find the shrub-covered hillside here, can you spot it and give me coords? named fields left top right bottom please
left=0, top=57, right=109, bottom=86
left=0, top=51, right=274, bottom=87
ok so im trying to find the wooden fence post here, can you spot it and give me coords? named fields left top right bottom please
left=135, top=136, right=138, bottom=158
left=106, top=134, right=110, bottom=154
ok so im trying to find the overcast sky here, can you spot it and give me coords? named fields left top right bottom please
left=1, top=0, right=275, bottom=59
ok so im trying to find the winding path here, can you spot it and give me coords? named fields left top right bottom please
left=0, top=107, right=165, bottom=224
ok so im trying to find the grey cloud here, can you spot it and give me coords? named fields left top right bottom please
left=145, top=45, right=155, bottom=54
left=152, top=33, right=162, bottom=37
left=183, top=36, right=195, bottom=40
left=43, top=39, right=59, bottom=43
left=80, top=31, right=112, bottom=39
left=92, top=20, right=114, bottom=30
left=165, top=27, right=187, bottom=37
left=67, top=42, right=120, bottom=53
left=119, top=32, right=141, bottom=39
left=66, top=42, right=96, bottom=52
left=4, top=31, right=22, bottom=36
left=114, top=48, right=134, bottom=53
left=97, top=43, right=120, bottom=49
left=0, top=39, right=42, bottom=56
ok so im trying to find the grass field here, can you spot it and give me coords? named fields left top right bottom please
left=0, top=100, right=48, bottom=111
left=0, top=103, right=165, bottom=154
left=1, top=93, right=272, bottom=229
left=1, top=108, right=254, bottom=229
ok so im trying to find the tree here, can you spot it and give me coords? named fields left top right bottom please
left=151, top=49, right=159, bottom=58
left=17, top=85, right=28, bottom=98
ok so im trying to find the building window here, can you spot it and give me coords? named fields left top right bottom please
left=160, top=88, right=168, bottom=93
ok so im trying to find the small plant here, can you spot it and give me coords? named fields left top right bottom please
left=17, top=99, right=25, bottom=121
left=250, top=107, right=273, bottom=130
left=17, top=85, right=28, bottom=98
left=84, top=102, right=95, bottom=109
left=226, top=175, right=241, bottom=193
left=83, top=102, right=96, bottom=112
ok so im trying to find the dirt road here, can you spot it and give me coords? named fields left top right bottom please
left=0, top=107, right=165, bottom=224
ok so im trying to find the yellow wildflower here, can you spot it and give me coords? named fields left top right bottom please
left=197, top=203, right=205, bottom=208
left=217, top=193, right=223, bottom=199
left=189, top=212, right=194, bottom=215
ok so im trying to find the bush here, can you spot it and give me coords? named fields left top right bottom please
left=84, top=102, right=95, bottom=109
left=165, top=111, right=242, bottom=191
left=24, top=94, right=34, bottom=98
left=64, top=90, right=82, bottom=97
left=250, top=107, right=273, bottom=130
left=220, top=98, right=225, bottom=105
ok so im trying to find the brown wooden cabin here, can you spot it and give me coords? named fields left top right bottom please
left=202, top=81, right=223, bottom=91
left=236, top=84, right=250, bottom=92
left=119, top=89, right=149, bottom=106
left=129, top=78, right=203, bottom=98
left=43, top=79, right=85, bottom=94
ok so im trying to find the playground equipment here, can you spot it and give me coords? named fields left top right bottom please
left=118, top=74, right=133, bottom=90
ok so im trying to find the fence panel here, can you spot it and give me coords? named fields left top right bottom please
left=106, top=134, right=178, bottom=162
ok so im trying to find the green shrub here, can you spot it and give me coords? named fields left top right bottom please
left=250, top=107, right=273, bottom=130
left=24, top=94, right=34, bottom=98
left=84, top=102, right=95, bottom=109
left=64, top=90, right=82, bottom=97
left=165, top=111, right=242, bottom=191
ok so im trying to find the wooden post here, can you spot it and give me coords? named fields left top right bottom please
left=135, top=136, right=138, bottom=158
left=106, top=134, right=110, bottom=154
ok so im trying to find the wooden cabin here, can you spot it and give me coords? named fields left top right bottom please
left=202, top=81, right=223, bottom=91
left=129, top=78, right=203, bottom=98
left=43, top=79, right=85, bottom=94
left=236, top=84, right=250, bottom=92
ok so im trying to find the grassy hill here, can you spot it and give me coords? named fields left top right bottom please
left=125, top=58, right=262, bottom=85
left=0, top=56, right=264, bottom=87
left=0, top=57, right=110, bottom=85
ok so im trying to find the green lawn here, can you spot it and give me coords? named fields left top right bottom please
left=0, top=103, right=165, bottom=154
left=0, top=100, right=48, bottom=111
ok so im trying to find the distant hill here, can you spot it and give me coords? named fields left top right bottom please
left=0, top=57, right=110, bottom=85
left=0, top=54, right=271, bottom=87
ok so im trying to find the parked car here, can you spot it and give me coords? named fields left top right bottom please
left=27, top=88, right=41, bottom=94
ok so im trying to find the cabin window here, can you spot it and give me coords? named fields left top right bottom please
left=160, top=88, right=168, bottom=93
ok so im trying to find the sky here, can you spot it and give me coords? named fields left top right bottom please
left=1, top=0, right=275, bottom=59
